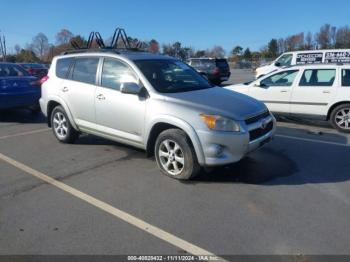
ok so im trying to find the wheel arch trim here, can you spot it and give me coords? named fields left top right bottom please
left=145, top=115, right=205, bottom=165
left=46, top=96, right=79, bottom=131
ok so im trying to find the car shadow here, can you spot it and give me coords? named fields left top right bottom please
left=52, top=127, right=350, bottom=186
left=183, top=147, right=300, bottom=185
left=0, top=109, right=46, bottom=124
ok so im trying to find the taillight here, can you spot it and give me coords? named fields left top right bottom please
left=28, top=68, right=34, bottom=75
left=40, top=75, right=49, bottom=85
left=30, top=76, right=48, bottom=87
left=213, top=67, right=220, bottom=75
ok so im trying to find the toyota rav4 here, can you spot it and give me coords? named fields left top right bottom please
left=40, top=50, right=276, bottom=180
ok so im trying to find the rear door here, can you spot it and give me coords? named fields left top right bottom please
left=248, top=70, right=299, bottom=113
left=290, top=68, right=338, bottom=117
left=59, top=57, right=99, bottom=127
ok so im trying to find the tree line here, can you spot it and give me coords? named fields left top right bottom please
left=231, top=23, right=350, bottom=62
left=1, top=23, right=350, bottom=63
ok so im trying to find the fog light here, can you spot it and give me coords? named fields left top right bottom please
left=207, top=144, right=224, bottom=158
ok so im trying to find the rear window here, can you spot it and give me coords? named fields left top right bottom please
left=216, top=59, right=229, bottom=68
left=299, top=69, right=336, bottom=87
left=200, top=59, right=215, bottom=69
left=71, top=57, right=99, bottom=85
left=56, top=58, right=74, bottom=79
left=342, top=69, right=350, bottom=86
left=0, top=64, right=28, bottom=77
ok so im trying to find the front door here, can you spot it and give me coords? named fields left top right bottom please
left=95, top=58, right=146, bottom=144
left=249, top=70, right=299, bottom=114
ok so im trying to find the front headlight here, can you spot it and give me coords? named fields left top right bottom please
left=200, top=114, right=240, bottom=132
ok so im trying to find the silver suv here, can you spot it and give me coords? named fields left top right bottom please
left=40, top=50, right=276, bottom=180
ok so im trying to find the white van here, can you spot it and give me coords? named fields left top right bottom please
left=255, top=49, right=350, bottom=78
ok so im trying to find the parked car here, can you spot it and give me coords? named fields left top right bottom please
left=225, top=64, right=350, bottom=132
left=0, top=62, right=41, bottom=112
left=255, top=49, right=350, bottom=78
left=187, top=58, right=231, bottom=85
left=40, top=50, right=275, bottom=180
left=18, top=63, right=48, bottom=79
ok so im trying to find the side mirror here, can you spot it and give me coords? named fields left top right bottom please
left=254, top=81, right=268, bottom=88
left=120, top=82, right=141, bottom=95
left=274, top=62, right=281, bottom=67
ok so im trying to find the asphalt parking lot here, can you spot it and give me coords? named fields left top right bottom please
left=1, top=70, right=350, bottom=257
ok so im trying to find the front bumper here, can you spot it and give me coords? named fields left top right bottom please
left=196, top=115, right=276, bottom=166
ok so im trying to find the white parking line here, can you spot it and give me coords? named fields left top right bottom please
left=0, top=152, right=223, bottom=259
left=0, top=128, right=50, bottom=140
left=276, top=134, right=350, bottom=147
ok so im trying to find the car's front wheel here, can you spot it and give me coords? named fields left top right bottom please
left=51, top=106, right=79, bottom=143
left=330, top=103, right=350, bottom=133
left=155, top=129, right=200, bottom=180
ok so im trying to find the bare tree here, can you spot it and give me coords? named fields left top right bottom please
left=335, top=26, right=350, bottom=48
left=14, top=44, right=21, bottom=54
left=208, top=45, right=225, bottom=58
left=0, top=31, right=7, bottom=61
left=315, top=24, right=336, bottom=49
left=277, top=38, right=285, bottom=54
left=305, top=32, right=313, bottom=50
left=56, top=29, right=74, bottom=45
left=31, top=33, right=49, bottom=60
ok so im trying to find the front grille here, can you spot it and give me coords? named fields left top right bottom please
left=249, top=121, right=273, bottom=141
left=245, top=111, right=270, bottom=125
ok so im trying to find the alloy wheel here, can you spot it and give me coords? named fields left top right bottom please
left=335, top=108, right=350, bottom=130
left=53, top=112, right=68, bottom=139
left=158, top=139, right=185, bottom=176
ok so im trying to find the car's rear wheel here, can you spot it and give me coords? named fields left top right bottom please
left=330, top=103, right=350, bottom=133
left=51, top=106, right=79, bottom=143
left=155, top=129, right=200, bottom=180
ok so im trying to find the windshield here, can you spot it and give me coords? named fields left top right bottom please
left=134, top=59, right=213, bottom=93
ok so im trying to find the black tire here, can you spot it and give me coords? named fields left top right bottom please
left=330, top=103, right=350, bottom=133
left=51, top=106, right=79, bottom=143
left=155, top=129, right=200, bottom=180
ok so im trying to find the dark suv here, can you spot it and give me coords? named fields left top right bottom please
left=188, top=58, right=231, bottom=85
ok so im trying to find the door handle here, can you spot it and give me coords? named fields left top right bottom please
left=280, top=90, right=288, bottom=93
left=62, top=87, right=69, bottom=92
left=323, top=90, right=331, bottom=94
left=96, top=94, right=106, bottom=100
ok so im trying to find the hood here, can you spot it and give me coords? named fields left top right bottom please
left=163, top=87, right=267, bottom=121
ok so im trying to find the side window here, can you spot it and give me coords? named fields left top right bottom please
left=101, top=58, right=137, bottom=90
left=299, top=69, right=336, bottom=87
left=56, top=58, right=74, bottom=79
left=71, top=57, right=99, bottom=85
left=342, top=69, right=350, bottom=86
left=260, top=70, right=299, bottom=87
left=276, top=54, right=293, bottom=66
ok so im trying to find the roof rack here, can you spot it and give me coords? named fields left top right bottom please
left=63, top=28, right=146, bottom=55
